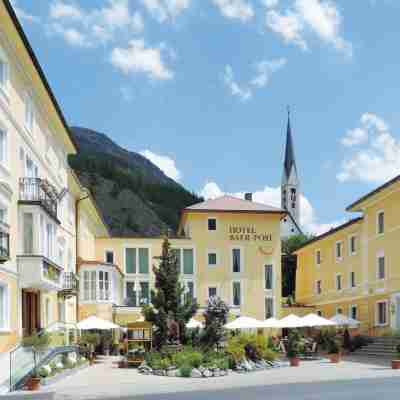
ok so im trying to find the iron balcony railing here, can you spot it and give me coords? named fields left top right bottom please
left=62, top=272, right=79, bottom=292
left=19, top=178, right=58, bottom=221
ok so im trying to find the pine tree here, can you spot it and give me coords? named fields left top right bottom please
left=202, top=296, right=229, bottom=348
left=142, top=237, right=198, bottom=349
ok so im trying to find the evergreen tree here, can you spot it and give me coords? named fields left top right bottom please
left=202, top=296, right=229, bottom=348
left=142, top=238, right=198, bottom=349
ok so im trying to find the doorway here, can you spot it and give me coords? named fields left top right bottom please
left=22, top=290, right=41, bottom=336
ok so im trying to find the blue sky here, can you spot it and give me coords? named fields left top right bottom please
left=11, top=0, right=400, bottom=234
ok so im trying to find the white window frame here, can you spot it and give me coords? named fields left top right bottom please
left=207, top=285, right=218, bottom=299
left=0, top=281, right=10, bottom=332
left=231, top=280, right=242, bottom=307
left=264, top=264, right=274, bottom=290
left=124, top=278, right=150, bottom=307
left=207, top=217, right=217, bottom=232
left=182, top=278, right=196, bottom=302
left=0, top=46, right=10, bottom=99
left=315, top=249, right=321, bottom=267
left=335, top=240, right=343, bottom=262
left=348, top=235, right=357, bottom=256
left=377, top=251, right=385, bottom=281
left=123, top=245, right=151, bottom=275
left=206, top=249, right=218, bottom=268
left=231, top=246, right=244, bottom=274
left=335, top=273, right=342, bottom=291
left=24, top=92, right=35, bottom=134
left=264, top=296, right=275, bottom=319
left=349, top=304, right=357, bottom=320
left=80, top=268, right=114, bottom=303
left=376, top=300, right=388, bottom=327
left=376, top=210, right=385, bottom=236
left=105, top=249, right=115, bottom=265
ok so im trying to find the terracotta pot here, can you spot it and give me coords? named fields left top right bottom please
left=118, top=361, right=127, bottom=368
left=329, top=353, right=341, bottom=363
left=392, top=360, right=400, bottom=370
left=26, top=377, right=41, bottom=391
left=289, top=357, right=300, bottom=367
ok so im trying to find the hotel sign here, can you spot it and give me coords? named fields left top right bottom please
left=229, top=226, right=272, bottom=242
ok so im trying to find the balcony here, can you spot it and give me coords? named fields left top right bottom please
left=59, top=272, right=79, bottom=298
left=19, top=178, right=59, bottom=222
left=18, top=255, right=63, bottom=292
left=0, top=221, right=10, bottom=263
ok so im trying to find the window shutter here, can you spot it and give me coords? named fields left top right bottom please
left=125, top=248, right=136, bottom=274
left=139, top=248, right=149, bottom=274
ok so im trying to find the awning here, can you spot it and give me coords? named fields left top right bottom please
left=330, top=314, right=360, bottom=327
left=77, top=316, right=120, bottom=330
left=275, top=314, right=307, bottom=328
left=224, top=316, right=263, bottom=330
left=258, top=317, right=280, bottom=328
left=301, top=313, right=337, bottom=327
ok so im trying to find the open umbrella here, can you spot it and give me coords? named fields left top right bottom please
left=259, top=317, right=280, bottom=328
left=224, top=316, right=263, bottom=330
left=301, top=314, right=337, bottom=327
left=186, top=318, right=204, bottom=329
left=275, top=314, right=307, bottom=328
left=330, top=314, right=360, bottom=327
left=77, top=316, right=120, bottom=330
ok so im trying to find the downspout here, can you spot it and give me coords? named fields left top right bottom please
left=75, top=190, right=90, bottom=322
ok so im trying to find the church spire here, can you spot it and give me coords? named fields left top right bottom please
left=283, top=106, right=297, bottom=181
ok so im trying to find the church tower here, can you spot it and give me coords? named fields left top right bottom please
left=281, top=109, right=302, bottom=238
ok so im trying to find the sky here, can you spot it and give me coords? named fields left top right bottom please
left=10, top=0, right=400, bottom=235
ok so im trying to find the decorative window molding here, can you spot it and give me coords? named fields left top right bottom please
left=206, top=249, right=218, bottom=267
left=231, top=246, right=243, bottom=274
left=0, top=280, right=10, bottom=331
left=377, top=251, right=385, bottom=280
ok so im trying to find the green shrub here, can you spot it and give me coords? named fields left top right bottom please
left=216, top=358, right=229, bottom=370
left=159, top=358, right=171, bottom=370
left=145, top=352, right=163, bottom=369
left=38, top=367, right=50, bottom=378
left=286, top=329, right=302, bottom=358
left=187, top=351, right=203, bottom=368
left=262, top=348, right=277, bottom=362
left=226, top=336, right=245, bottom=363
left=179, top=364, right=192, bottom=378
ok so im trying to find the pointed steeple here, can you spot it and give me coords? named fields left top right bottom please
left=283, top=107, right=297, bottom=181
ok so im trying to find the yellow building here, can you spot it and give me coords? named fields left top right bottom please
left=79, top=195, right=285, bottom=326
left=0, top=1, right=109, bottom=352
left=296, top=174, right=400, bottom=336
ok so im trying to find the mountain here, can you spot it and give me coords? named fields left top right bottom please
left=69, top=127, right=202, bottom=237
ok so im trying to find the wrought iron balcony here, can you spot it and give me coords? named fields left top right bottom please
left=19, top=177, right=58, bottom=221
left=60, top=272, right=79, bottom=297
left=0, top=221, right=10, bottom=262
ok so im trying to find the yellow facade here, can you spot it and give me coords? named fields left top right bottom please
left=296, top=176, right=400, bottom=335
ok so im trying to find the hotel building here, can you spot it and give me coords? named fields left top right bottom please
left=296, top=175, right=400, bottom=336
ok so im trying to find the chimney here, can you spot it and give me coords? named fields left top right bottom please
left=245, top=192, right=253, bottom=202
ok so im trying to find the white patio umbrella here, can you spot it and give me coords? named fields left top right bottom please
left=224, top=316, right=263, bottom=330
left=186, top=318, right=204, bottom=329
left=77, top=316, right=120, bottom=330
left=330, top=314, right=360, bottom=327
left=301, top=313, right=337, bottom=327
left=259, top=317, right=280, bottom=328
left=276, top=314, right=307, bottom=328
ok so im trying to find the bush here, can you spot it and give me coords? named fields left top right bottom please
left=226, top=336, right=245, bottom=364
left=286, top=330, right=302, bottom=358
left=216, top=358, right=229, bottom=370
left=187, top=351, right=203, bottom=368
left=145, top=352, right=163, bottom=369
left=38, top=366, right=51, bottom=378
left=179, top=364, right=192, bottom=378
left=262, top=348, right=277, bottom=362
left=159, top=358, right=171, bottom=370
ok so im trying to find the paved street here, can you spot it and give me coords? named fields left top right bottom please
left=41, top=356, right=400, bottom=400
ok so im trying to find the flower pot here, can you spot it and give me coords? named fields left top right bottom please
left=26, top=377, right=41, bottom=391
left=392, top=360, right=400, bottom=369
left=289, top=357, right=300, bottom=367
left=118, top=360, right=127, bottom=368
left=329, top=353, right=341, bottom=363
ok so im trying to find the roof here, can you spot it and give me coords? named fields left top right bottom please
left=283, top=113, right=297, bottom=180
left=294, top=217, right=363, bottom=253
left=346, top=174, right=400, bottom=212
left=3, top=0, right=77, bottom=153
left=184, top=195, right=285, bottom=214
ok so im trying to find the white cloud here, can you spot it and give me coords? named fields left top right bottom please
left=341, top=127, right=368, bottom=147
left=200, top=181, right=342, bottom=235
left=223, top=65, right=252, bottom=102
left=110, top=39, right=174, bottom=80
left=263, top=0, right=280, bottom=8
left=48, top=0, right=144, bottom=47
left=223, top=59, right=286, bottom=101
left=10, top=0, right=40, bottom=23
left=265, top=0, right=352, bottom=56
left=140, top=0, right=191, bottom=23
left=250, top=58, right=287, bottom=88
left=337, top=113, right=400, bottom=184
left=212, top=0, right=254, bottom=22
left=140, top=150, right=182, bottom=181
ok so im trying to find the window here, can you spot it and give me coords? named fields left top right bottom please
left=25, top=93, right=34, bottom=133
left=336, top=274, right=342, bottom=291
left=171, top=248, right=181, bottom=273
left=82, top=270, right=113, bottom=302
left=208, top=218, right=216, bottom=231
left=316, top=280, right=322, bottom=295
left=208, top=287, right=217, bottom=298
left=349, top=236, right=356, bottom=255
left=139, top=248, right=149, bottom=274
left=183, top=249, right=194, bottom=275
left=232, top=281, right=241, bottom=306
left=377, top=254, right=385, bottom=280
left=23, top=213, right=34, bottom=254
left=350, top=271, right=356, bottom=288
left=139, top=281, right=150, bottom=305
left=232, top=248, right=241, bottom=273
left=377, top=211, right=385, bottom=235
left=350, top=305, right=357, bottom=320
left=184, top=281, right=195, bottom=303
left=126, top=281, right=137, bottom=306
left=105, top=250, right=114, bottom=264
left=98, top=271, right=110, bottom=301
left=0, top=282, right=9, bottom=330
left=207, top=251, right=217, bottom=267
left=0, top=127, right=7, bottom=166
left=125, top=248, right=149, bottom=274
left=265, top=297, right=274, bottom=319
left=125, top=248, right=136, bottom=274
left=376, top=301, right=387, bottom=326
left=315, top=250, right=321, bottom=266
left=0, top=50, right=9, bottom=94
left=335, top=241, right=343, bottom=261
left=264, top=264, right=273, bottom=290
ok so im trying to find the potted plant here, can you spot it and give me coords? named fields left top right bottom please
left=22, top=332, right=51, bottom=391
left=391, top=344, right=400, bottom=370
left=79, top=333, right=99, bottom=365
left=286, top=330, right=301, bottom=367
left=327, top=334, right=342, bottom=363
